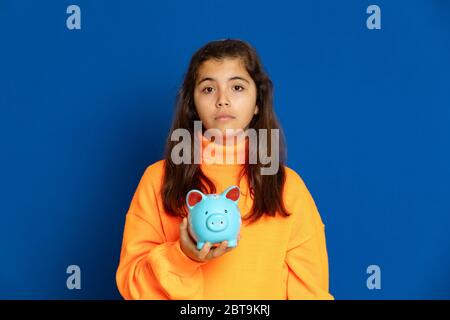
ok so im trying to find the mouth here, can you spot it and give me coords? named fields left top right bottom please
left=215, top=115, right=236, bottom=121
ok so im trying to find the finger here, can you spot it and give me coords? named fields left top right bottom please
left=180, top=217, right=187, bottom=230
left=179, top=218, right=188, bottom=240
left=198, top=242, right=212, bottom=260
left=212, top=241, right=228, bottom=258
left=179, top=218, right=197, bottom=253
left=186, top=224, right=198, bottom=243
left=224, top=245, right=236, bottom=254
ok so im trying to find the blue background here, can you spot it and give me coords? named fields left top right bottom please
left=1, top=0, right=449, bottom=299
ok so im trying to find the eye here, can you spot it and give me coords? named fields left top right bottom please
left=233, top=85, right=244, bottom=92
left=224, top=209, right=227, bottom=213
left=205, top=211, right=208, bottom=215
left=202, top=87, right=214, bottom=94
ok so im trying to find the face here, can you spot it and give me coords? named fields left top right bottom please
left=193, top=57, right=259, bottom=138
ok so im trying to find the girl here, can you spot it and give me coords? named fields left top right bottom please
left=115, top=39, right=334, bottom=300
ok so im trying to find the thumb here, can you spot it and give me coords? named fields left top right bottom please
left=179, top=218, right=188, bottom=241
left=181, top=217, right=188, bottom=229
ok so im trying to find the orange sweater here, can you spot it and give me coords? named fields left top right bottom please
left=116, top=133, right=334, bottom=300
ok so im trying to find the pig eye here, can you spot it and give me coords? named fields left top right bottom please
left=224, top=209, right=228, bottom=213
left=205, top=211, right=208, bottom=215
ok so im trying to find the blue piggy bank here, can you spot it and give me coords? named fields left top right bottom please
left=186, top=185, right=241, bottom=250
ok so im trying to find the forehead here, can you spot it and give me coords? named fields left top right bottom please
left=197, top=57, right=250, bottom=79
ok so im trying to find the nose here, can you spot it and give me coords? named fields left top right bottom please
left=206, top=214, right=228, bottom=232
left=217, top=101, right=229, bottom=108
left=216, top=89, right=230, bottom=108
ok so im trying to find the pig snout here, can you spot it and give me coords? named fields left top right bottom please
left=206, top=214, right=228, bottom=232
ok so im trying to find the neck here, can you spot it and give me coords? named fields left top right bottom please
left=197, top=129, right=248, bottom=165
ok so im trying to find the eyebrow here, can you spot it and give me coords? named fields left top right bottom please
left=196, top=76, right=250, bottom=85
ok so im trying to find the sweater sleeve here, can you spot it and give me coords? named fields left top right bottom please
left=115, top=165, right=207, bottom=300
left=285, top=171, right=335, bottom=300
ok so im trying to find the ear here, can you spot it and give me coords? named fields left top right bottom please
left=186, top=189, right=205, bottom=210
left=254, top=105, right=259, bottom=115
left=221, top=186, right=240, bottom=203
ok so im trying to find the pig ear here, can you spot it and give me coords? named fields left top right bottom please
left=222, top=186, right=240, bottom=203
left=186, top=189, right=205, bottom=210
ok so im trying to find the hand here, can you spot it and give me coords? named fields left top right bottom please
left=179, top=217, right=240, bottom=263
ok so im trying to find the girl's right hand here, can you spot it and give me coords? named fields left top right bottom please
left=179, top=217, right=238, bottom=263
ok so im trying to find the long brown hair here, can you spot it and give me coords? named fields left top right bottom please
left=162, top=39, right=291, bottom=224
